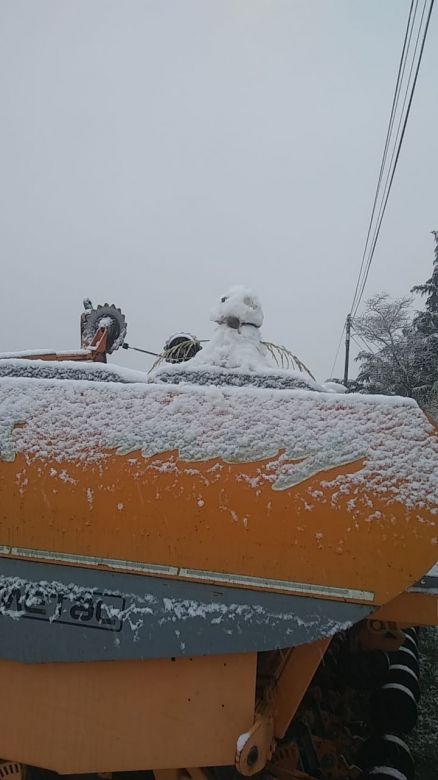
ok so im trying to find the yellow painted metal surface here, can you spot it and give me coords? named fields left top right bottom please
left=272, top=639, right=331, bottom=739
left=0, top=654, right=256, bottom=774
left=0, top=450, right=436, bottom=607
left=373, top=591, right=438, bottom=626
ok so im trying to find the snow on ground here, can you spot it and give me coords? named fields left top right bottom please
left=0, top=374, right=437, bottom=516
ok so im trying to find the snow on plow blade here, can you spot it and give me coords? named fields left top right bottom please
left=0, top=375, right=437, bottom=662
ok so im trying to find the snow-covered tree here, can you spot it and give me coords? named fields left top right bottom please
left=410, top=231, right=438, bottom=394
left=353, top=233, right=438, bottom=404
left=412, top=231, right=438, bottom=330
left=353, top=293, right=418, bottom=396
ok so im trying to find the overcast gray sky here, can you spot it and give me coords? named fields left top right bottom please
left=1, top=1, right=437, bottom=381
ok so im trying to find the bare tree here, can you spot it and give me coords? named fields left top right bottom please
left=353, top=293, right=417, bottom=397
left=354, top=293, right=412, bottom=346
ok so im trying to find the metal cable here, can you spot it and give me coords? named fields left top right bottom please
left=349, top=0, right=418, bottom=316
left=351, top=0, right=435, bottom=318
left=329, top=0, right=434, bottom=377
left=328, top=321, right=346, bottom=379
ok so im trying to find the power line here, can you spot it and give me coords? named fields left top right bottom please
left=351, top=334, right=364, bottom=352
left=351, top=0, right=435, bottom=318
left=349, top=0, right=417, bottom=317
left=328, top=321, right=346, bottom=378
left=353, top=330, right=375, bottom=354
left=329, top=0, right=435, bottom=379
left=329, top=2, right=422, bottom=377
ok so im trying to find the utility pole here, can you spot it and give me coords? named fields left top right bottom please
left=343, top=314, right=352, bottom=386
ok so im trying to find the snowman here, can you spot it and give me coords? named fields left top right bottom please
left=190, top=285, right=272, bottom=371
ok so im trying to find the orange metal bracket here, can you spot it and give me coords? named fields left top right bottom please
left=235, top=638, right=330, bottom=776
left=235, top=713, right=275, bottom=776
left=89, top=327, right=109, bottom=362
left=373, top=591, right=438, bottom=627
left=271, top=639, right=331, bottom=740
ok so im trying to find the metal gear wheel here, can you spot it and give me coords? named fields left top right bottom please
left=82, top=303, right=127, bottom=354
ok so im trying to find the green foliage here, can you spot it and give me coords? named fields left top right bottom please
left=410, top=231, right=438, bottom=392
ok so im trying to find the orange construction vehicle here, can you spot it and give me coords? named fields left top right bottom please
left=0, top=295, right=436, bottom=780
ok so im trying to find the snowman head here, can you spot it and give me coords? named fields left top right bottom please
left=210, top=285, right=264, bottom=330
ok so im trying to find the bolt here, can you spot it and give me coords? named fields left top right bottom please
left=246, top=746, right=259, bottom=768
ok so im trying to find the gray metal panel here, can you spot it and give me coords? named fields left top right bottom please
left=409, top=570, right=438, bottom=594
left=0, top=557, right=370, bottom=663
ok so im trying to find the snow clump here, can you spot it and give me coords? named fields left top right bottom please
left=190, top=285, right=272, bottom=371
